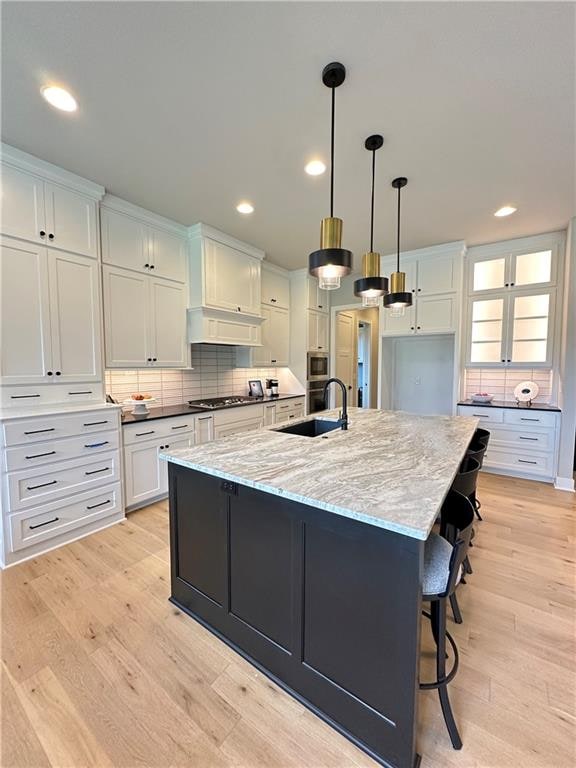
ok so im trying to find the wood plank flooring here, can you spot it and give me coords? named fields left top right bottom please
left=2, top=473, right=575, bottom=767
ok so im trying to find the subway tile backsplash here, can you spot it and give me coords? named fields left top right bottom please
left=463, top=368, right=553, bottom=403
left=105, top=345, right=279, bottom=409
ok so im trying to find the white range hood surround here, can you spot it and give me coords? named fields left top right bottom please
left=187, top=306, right=264, bottom=346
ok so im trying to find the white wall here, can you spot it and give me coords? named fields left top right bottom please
left=556, top=217, right=576, bottom=490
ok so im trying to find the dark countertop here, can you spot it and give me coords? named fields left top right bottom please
left=121, top=393, right=305, bottom=424
left=458, top=400, right=561, bottom=413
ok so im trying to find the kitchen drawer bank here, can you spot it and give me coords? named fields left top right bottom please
left=0, top=404, right=123, bottom=568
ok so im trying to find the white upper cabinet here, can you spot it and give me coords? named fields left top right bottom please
left=1, top=165, right=46, bottom=244
left=416, top=255, right=456, bottom=295
left=1, top=237, right=101, bottom=384
left=468, top=234, right=560, bottom=295
left=100, top=200, right=187, bottom=283
left=48, top=251, right=101, bottom=382
left=261, top=265, right=290, bottom=308
left=308, top=310, right=329, bottom=351
left=1, top=165, right=99, bottom=258
left=203, top=238, right=261, bottom=315
left=0, top=238, right=52, bottom=384
left=306, top=276, right=330, bottom=313
left=103, top=265, right=187, bottom=368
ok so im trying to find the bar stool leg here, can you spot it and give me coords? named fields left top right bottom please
left=472, top=492, right=483, bottom=521
left=435, top=598, right=463, bottom=750
left=449, top=593, right=463, bottom=624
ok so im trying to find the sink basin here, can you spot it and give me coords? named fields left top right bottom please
left=275, top=418, right=342, bottom=438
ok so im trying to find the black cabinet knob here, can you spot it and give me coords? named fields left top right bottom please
left=149, top=264, right=154, bottom=269
left=55, top=371, right=61, bottom=376
left=144, top=263, right=150, bottom=268
left=505, top=283, right=509, bottom=287
left=165, top=444, right=169, bottom=448
left=271, top=298, right=276, bottom=303
left=417, top=288, right=421, bottom=292
left=318, top=305, right=323, bottom=309
left=501, top=359, right=505, bottom=363
left=510, top=282, right=515, bottom=286
left=271, top=359, right=277, bottom=363
left=507, top=359, right=511, bottom=363
left=48, top=233, right=54, bottom=240
left=152, top=357, right=157, bottom=362
left=39, top=230, right=46, bottom=237
left=47, top=371, right=53, bottom=376
left=147, top=358, right=152, bottom=362
left=417, top=326, right=421, bottom=330
left=410, top=326, right=414, bottom=330
left=237, top=306, right=241, bottom=312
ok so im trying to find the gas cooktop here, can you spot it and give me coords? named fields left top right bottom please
left=188, top=396, right=261, bottom=410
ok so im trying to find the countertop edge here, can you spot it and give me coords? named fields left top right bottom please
left=457, top=400, right=561, bottom=412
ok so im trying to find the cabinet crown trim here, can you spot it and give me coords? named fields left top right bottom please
left=101, top=194, right=188, bottom=237
left=1, top=143, right=105, bottom=200
left=466, top=230, right=566, bottom=260
left=188, top=223, right=265, bottom=260
left=381, top=239, right=466, bottom=265
left=262, top=261, right=290, bottom=277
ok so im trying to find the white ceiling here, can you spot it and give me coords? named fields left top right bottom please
left=2, top=1, right=574, bottom=269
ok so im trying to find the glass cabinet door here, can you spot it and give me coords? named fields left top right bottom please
left=469, top=297, right=506, bottom=364
left=471, top=257, right=507, bottom=293
left=508, top=291, right=553, bottom=365
left=510, top=250, right=553, bottom=288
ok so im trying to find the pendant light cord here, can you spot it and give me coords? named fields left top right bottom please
left=396, top=184, right=401, bottom=272
left=330, top=87, right=335, bottom=217
left=369, top=149, right=376, bottom=252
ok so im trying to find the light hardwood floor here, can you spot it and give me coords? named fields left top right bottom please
left=2, top=472, right=575, bottom=768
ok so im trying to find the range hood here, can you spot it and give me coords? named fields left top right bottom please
left=187, top=307, right=263, bottom=346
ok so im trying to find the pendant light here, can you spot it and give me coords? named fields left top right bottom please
left=309, top=62, right=353, bottom=291
left=384, top=177, right=412, bottom=316
left=354, top=135, right=389, bottom=307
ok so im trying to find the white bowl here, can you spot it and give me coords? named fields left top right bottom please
left=471, top=394, right=493, bottom=403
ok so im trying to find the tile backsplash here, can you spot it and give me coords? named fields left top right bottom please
left=105, top=345, right=279, bottom=408
left=463, top=368, right=553, bottom=403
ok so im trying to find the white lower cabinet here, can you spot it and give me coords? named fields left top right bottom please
left=274, top=398, right=305, bottom=423
left=457, top=405, right=560, bottom=481
left=196, top=414, right=214, bottom=444
left=213, top=403, right=264, bottom=439
left=0, top=406, right=123, bottom=568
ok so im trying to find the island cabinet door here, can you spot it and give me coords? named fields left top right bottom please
left=169, top=465, right=424, bottom=768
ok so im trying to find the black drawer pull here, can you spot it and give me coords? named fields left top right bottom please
left=135, top=430, right=155, bottom=437
left=86, top=499, right=111, bottom=510
left=29, top=517, right=59, bottom=530
left=25, top=451, right=57, bottom=460
left=24, top=428, right=55, bottom=435
left=85, top=467, right=110, bottom=476
left=520, top=417, right=540, bottom=422
left=27, top=480, right=58, bottom=490
left=68, top=391, right=93, bottom=396
left=472, top=414, right=489, bottom=418
left=83, top=420, right=109, bottom=426
left=84, top=441, right=109, bottom=448
left=11, top=394, right=41, bottom=399
left=519, top=436, right=538, bottom=441
left=518, top=459, right=538, bottom=465
left=171, top=424, right=189, bottom=430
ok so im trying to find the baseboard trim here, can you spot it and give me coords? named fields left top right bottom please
left=554, top=476, right=575, bottom=492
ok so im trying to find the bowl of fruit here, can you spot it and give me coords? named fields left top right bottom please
left=471, top=392, right=493, bottom=404
left=123, top=394, right=157, bottom=414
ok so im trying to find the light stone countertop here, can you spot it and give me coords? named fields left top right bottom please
left=160, top=407, right=478, bottom=540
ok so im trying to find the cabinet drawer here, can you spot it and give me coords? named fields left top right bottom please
left=503, top=410, right=558, bottom=428
left=213, top=404, right=264, bottom=427
left=214, top=417, right=263, bottom=440
left=488, top=426, right=555, bottom=452
left=9, top=483, right=122, bottom=553
left=0, top=383, right=105, bottom=409
left=122, top=414, right=195, bottom=445
left=457, top=406, right=504, bottom=424
left=4, top=429, right=119, bottom=472
left=483, top=447, right=554, bottom=476
left=3, top=409, right=118, bottom=447
left=7, top=452, right=120, bottom=512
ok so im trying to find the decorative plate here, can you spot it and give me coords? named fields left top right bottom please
left=123, top=397, right=157, bottom=414
left=513, top=381, right=539, bottom=403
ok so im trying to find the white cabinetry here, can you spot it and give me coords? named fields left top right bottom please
left=465, top=233, right=563, bottom=368
left=103, top=266, right=187, bottom=368
left=188, top=224, right=265, bottom=345
left=308, top=311, right=329, bottom=351
left=457, top=405, right=560, bottom=482
left=238, top=304, right=290, bottom=367
left=306, top=276, right=330, bottom=313
left=380, top=245, right=463, bottom=336
left=213, top=403, right=264, bottom=439
left=261, top=265, right=290, bottom=309
left=1, top=237, right=102, bottom=385
left=100, top=202, right=188, bottom=283
left=1, top=163, right=99, bottom=258
left=0, top=406, right=123, bottom=567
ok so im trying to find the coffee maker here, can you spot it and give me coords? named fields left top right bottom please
left=266, top=378, right=279, bottom=397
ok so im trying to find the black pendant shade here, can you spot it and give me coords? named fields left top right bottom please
left=308, top=62, right=353, bottom=290
left=354, top=134, right=388, bottom=306
left=383, top=177, right=412, bottom=310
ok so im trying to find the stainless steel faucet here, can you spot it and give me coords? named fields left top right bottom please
left=323, top=378, right=349, bottom=430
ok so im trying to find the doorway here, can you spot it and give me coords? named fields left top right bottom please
left=332, top=306, right=379, bottom=409
left=357, top=321, right=371, bottom=407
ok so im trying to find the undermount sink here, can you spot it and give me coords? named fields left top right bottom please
left=275, top=418, right=342, bottom=438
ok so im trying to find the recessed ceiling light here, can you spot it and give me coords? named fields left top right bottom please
left=236, top=202, right=254, bottom=214
left=305, top=160, right=326, bottom=176
left=41, top=85, right=77, bottom=112
left=494, top=206, right=517, bottom=217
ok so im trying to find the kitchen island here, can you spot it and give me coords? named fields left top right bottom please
left=161, top=408, right=477, bottom=768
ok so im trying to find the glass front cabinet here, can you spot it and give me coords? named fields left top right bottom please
left=466, top=235, right=561, bottom=368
